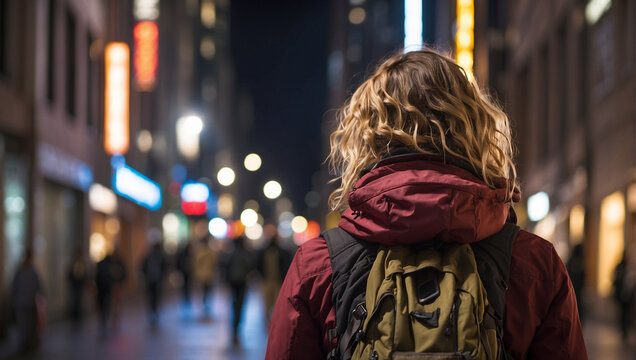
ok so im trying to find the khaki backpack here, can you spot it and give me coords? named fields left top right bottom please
left=323, top=223, right=518, bottom=360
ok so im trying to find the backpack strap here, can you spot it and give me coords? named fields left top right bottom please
left=322, top=227, right=377, bottom=360
left=471, top=222, right=519, bottom=358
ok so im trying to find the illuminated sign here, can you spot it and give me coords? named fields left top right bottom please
left=38, top=143, right=93, bottom=191
left=404, top=0, right=423, bottom=52
left=133, top=21, right=158, bottom=91
left=527, top=191, right=550, bottom=222
left=105, top=43, right=130, bottom=155
left=89, top=183, right=118, bottom=214
left=134, top=0, right=159, bottom=21
left=456, top=0, right=474, bottom=80
left=113, top=164, right=161, bottom=210
left=181, top=182, right=210, bottom=215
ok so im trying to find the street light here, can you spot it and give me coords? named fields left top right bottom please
left=291, top=215, right=308, bottom=234
left=176, top=115, right=203, bottom=160
left=208, top=217, right=228, bottom=238
left=217, top=167, right=235, bottom=186
left=263, top=180, right=282, bottom=199
left=240, top=208, right=258, bottom=227
left=244, top=153, right=262, bottom=171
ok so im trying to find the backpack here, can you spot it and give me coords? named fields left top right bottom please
left=324, top=223, right=519, bottom=360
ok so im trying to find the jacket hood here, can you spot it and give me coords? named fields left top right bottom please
left=338, top=154, right=519, bottom=246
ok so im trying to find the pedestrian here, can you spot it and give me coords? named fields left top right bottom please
left=10, top=248, right=43, bottom=354
left=142, top=242, right=169, bottom=326
left=109, top=248, right=127, bottom=331
left=227, top=236, right=253, bottom=345
left=266, top=48, right=587, bottom=359
left=175, top=241, right=193, bottom=307
left=566, top=243, right=586, bottom=322
left=67, top=246, right=88, bottom=327
left=257, top=234, right=290, bottom=324
left=95, top=249, right=126, bottom=335
left=193, top=236, right=218, bottom=317
left=612, top=253, right=635, bottom=341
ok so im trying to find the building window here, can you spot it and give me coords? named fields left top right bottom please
left=538, top=45, right=549, bottom=160
left=0, top=0, right=6, bottom=75
left=597, top=191, right=625, bottom=297
left=556, top=23, right=567, bottom=144
left=47, top=0, right=56, bottom=102
left=86, top=33, right=94, bottom=130
left=65, top=6, right=76, bottom=117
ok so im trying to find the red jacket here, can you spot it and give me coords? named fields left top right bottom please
left=266, top=156, right=587, bottom=360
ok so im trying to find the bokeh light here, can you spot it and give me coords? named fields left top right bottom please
left=208, top=217, right=228, bottom=238
left=263, top=180, right=282, bottom=199
left=240, top=208, right=258, bottom=227
left=217, top=167, right=235, bottom=186
left=243, top=153, right=262, bottom=171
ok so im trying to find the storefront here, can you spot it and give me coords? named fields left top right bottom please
left=36, top=143, right=92, bottom=319
left=0, top=134, right=31, bottom=336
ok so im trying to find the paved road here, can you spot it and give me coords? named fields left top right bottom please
left=5, top=285, right=268, bottom=360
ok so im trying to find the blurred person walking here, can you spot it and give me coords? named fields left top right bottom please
left=175, top=242, right=193, bottom=307
left=266, top=48, right=587, bottom=359
left=566, top=243, right=586, bottom=321
left=142, top=242, right=169, bottom=326
left=257, top=234, right=291, bottom=324
left=109, top=248, right=127, bottom=331
left=227, top=236, right=253, bottom=345
left=10, top=248, right=43, bottom=354
left=613, top=253, right=636, bottom=341
left=193, top=237, right=218, bottom=317
left=95, top=249, right=126, bottom=335
left=67, top=246, right=88, bottom=327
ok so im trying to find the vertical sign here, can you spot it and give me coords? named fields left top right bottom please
left=104, top=43, right=130, bottom=155
left=403, top=0, right=423, bottom=52
left=456, top=0, right=474, bottom=80
left=133, top=21, right=159, bottom=91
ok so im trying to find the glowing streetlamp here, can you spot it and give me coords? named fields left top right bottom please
left=217, top=167, right=235, bottom=186
left=240, top=208, right=258, bottom=227
left=176, top=115, right=203, bottom=160
left=263, top=180, right=282, bottom=199
left=244, top=153, right=262, bottom=171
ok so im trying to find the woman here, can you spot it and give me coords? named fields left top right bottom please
left=265, top=49, right=587, bottom=359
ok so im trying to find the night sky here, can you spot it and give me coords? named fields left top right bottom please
left=230, top=0, right=328, bottom=218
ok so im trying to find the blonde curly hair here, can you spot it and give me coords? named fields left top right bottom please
left=328, top=48, right=517, bottom=211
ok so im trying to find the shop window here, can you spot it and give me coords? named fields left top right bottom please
left=3, top=153, right=29, bottom=285
left=597, top=191, right=625, bottom=297
left=569, top=204, right=585, bottom=246
left=47, top=0, right=55, bottom=102
left=65, top=6, right=76, bottom=118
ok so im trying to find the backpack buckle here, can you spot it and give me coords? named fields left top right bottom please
left=352, top=303, right=367, bottom=319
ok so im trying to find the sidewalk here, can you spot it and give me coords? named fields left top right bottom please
left=1, top=285, right=268, bottom=360
left=583, top=317, right=636, bottom=360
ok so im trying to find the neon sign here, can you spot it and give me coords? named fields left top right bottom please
left=133, top=21, right=158, bottom=91
left=113, top=164, right=161, bottom=210
left=181, top=182, right=210, bottom=216
left=105, top=43, right=130, bottom=155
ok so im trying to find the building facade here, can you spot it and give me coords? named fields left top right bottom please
left=505, top=0, right=636, bottom=318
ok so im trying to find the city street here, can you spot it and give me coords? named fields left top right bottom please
left=1, top=284, right=635, bottom=359
left=1, top=285, right=268, bottom=360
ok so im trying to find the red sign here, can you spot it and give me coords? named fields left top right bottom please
left=133, top=21, right=158, bottom=91
left=181, top=201, right=207, bottom=216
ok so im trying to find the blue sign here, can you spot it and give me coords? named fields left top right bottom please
left=113, top=165, right=162, bottom=210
